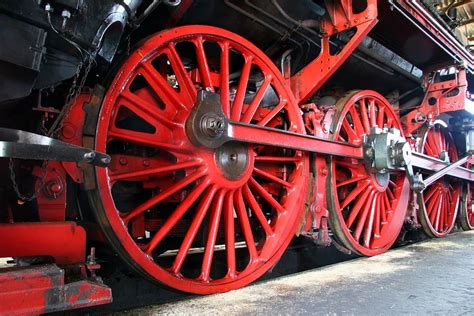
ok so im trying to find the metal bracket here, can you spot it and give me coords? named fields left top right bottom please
left=0, top=128, right=110, bottom=167
left=185, top=90, right=228, bottom=149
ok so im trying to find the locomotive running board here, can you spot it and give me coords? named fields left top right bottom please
left=0, top=127, right=110, bottom=167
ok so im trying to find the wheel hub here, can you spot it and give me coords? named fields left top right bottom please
left=215, top=142, right=250, bottom=180
left=372, top=171, right=389, bottom=190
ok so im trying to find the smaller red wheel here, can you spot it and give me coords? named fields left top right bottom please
left=417, top=121, right=461, bottom=238
left=459, top=183, right=474, bottom=231
left=326, top=90, right=410, bottom=256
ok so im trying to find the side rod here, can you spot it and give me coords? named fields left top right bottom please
left=228, top=123, right=474, bottom=182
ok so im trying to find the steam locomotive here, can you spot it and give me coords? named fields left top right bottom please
left=0, top=0, right=473, bottom=313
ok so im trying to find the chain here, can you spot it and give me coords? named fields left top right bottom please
left=9, top=57, right=93, bottom=201
left=9, top=159, right=49, bottom=202
left=47, top=56, right=93, bottom=137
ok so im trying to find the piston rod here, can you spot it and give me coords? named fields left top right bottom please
left=0, top=128, right=111, bottom=167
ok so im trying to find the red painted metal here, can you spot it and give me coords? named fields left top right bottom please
left=4, top=0, right=474, bottom=309
left=402, top=67, right=469, bottom=136
left=0, top=264, right=111, bottom=315
left=34, top=162, right=67, bottom=222
left=229, top=122, right=364, bottom=159
left=290, top=0, right=378, bottom=104
left=459, top=183, right=474, bottom=231
left=0, top=222, right=86, bottom=265
left=58, top=93, right=91, bottom=184
left=411, top=152, right=474, bottom=181
left=91, top=25, right=309, bottom=294
left=326, top=90, right=410, bottom=256
left=417, top=123, right=461, bottom=238
left=298, top=104, right=335, bottom=246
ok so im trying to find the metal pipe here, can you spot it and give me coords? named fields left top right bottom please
left=223, top=0, right=305, bottom=52
left=245, top=0, right=320, bottom=47
left=270, top=0, right=321, bottom=38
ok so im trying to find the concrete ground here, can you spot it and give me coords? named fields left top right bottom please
left=120, top=231, right=474, bottom=315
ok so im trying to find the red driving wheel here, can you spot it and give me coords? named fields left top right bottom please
left=327, top=90, right=410, bottom=256
left=89, top=26, right=309, bottom=294
left=459, top=182, right=474, bottom=231
left=418, top=122, right=461, bottom=238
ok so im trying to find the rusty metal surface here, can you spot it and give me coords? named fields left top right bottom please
left=0, top=264, right=112, bottom=315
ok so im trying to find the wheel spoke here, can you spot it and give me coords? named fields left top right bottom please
left=171, top=186, right=218, bottom=274
left=224, top=190, right=237, bottom=277
left=377, top=105, right=385, bottom=128
left=257, top=100, right=287, bottom=127
left=349, top=107, right=365, bottom=136
left=123, top=169, right=207, bottom=222
left=120, top=91, right=178, bottom=128
left=374, top=194, right=381, bottom=237
left=255, top=156, right=299, bottom=163
left=358, top=100, right=371, bottom=134
left=340, top=180, right=370, bottom=209
left=382, top=192, right=390, bottom=222
left=253, top=167, right=292, bottom=188
left=363, top=191, right=377, bottom=247
left=201, top=189, right=226, bottom=281
left=434, top=195, right=443, bottom=232
left=248, top=177, right=285, bottom=213
left=109, top=127, right=190, bottom=154
left=220, top=41, right=230, bottom=116
left=243, top=184, right=273, bottom=236
left=241, top=76, right=272, bottom=123
left=354, top=189, right=376, bottom=242
left=110, top=159, right=202, bottom=182
left=342, top=118, right=359, bottom=142
left=145, top=178, right=210, bottom=254
left=336, top=175, right=369, bottom=188
left=426, top=189, right=441, bottom=219
left=195, top=37, right=214, bottom=92
left=234, top=189, right=258, bottom=260
left=140, top=62, right=188, bottom=111
left=167, top=43, right=197, bottom=102
left=369, top=99, right=376, bottom=128
left=439, top=194, right=446, bottom=231
left=424, top=142, right=435, bottom=157
left=346, top=187, right=372, bottom=228
left=423, top=185, right=437, bottom=203
left=231, top=55, right=253, bottom=121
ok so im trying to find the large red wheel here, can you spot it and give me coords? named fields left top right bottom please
left=89, top=26, right=309, bottom=294
left=326, top=90, right=410, bottom=256
left=417, top=122, right=461, bottom=238
left=459, top=183, right=474, bottom=231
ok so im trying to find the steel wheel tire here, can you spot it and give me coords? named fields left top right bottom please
left=417, top=121, right=461, bottom=238
left=327, top=90, right=410, bottom=256
left=459, top=183, right=474, bottom=231
left=88, top=25, right=309, bottom=294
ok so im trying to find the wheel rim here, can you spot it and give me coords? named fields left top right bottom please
left=92, top=26, right=309, bottom=294
left=327, top=90, right=410, bottom=256
left=459, top=183, right=474, bottom=230
left=418, top=122, right=461, bottom=237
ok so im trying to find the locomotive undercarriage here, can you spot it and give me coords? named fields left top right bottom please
left=0, top=0, right=473, bottom=313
